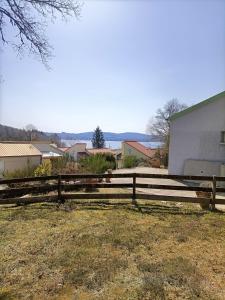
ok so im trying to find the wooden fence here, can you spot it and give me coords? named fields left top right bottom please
left=1, top=173, right=225, bottom=209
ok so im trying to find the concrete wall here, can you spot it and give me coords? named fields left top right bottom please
left=168, top=95, right=225, bottom=175
left=0, top=155, right=41, bottom=175
left=122, top=143, right=149, bottom=160
left=184, top=159, right=222, bottom=176
left=116, top=159, right=123, bottom=169
left=67, top=144, right=87, bottom=161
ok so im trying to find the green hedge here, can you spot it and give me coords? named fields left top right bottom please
left=79, top=154, right=115, bottom=174
left=123, top=155, right=138, bottom=168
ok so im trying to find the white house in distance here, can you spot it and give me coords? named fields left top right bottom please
left=30, top=141, right=64, bottom=160
left=0, top=143, right=42, bottom=177
left=64, top=143, right=88, bottom=160
left=168, top=91, right=225, bottom=176
left=0, top=141, right=64, bottom=161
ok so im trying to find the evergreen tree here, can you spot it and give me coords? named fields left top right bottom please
left=92, top=126, right=105, bottom=148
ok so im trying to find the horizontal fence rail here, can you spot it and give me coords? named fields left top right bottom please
left=0, top=175, right=58, bottom=185
left=1, top=173, right=225, bottom=209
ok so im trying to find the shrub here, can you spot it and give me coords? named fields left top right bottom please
left=123, top=155, right=138, bottom=168
left=101, top=153, right=116, bottom=170
left=34, top=160, right=52, bottom=177
left=136, top=158, right=150, bottom=167
left=79, top=154, right=114, bottom=174
left=59, top=161, right=79, bottom=174
left=51, top=154, right=75, bottom=174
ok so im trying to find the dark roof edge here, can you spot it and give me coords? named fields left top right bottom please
left=170, top=90, right=225, bottom=121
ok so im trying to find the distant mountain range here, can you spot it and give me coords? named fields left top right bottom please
left=0, top=123, right=160, bottom=143
left=47, top=131, right=160, bottom=142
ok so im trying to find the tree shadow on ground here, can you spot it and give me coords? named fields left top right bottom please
left=62, top=202, right=223, bottom=217
left=0, top=201, right=224, bottom=217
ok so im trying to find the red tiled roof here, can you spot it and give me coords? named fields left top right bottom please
left=123, top=141, right=157, bottom=158
left=87, top=148, right=114, bottom=155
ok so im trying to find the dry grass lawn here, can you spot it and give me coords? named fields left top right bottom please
left=1, top=197, right=225, bottom=299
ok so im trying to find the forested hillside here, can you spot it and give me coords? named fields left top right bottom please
left=0, top=124, right=60, bottom=143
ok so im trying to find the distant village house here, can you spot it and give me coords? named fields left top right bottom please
left=122, top=141, right=160, bottom=167
left=63, top=143, right=88, bottom=161
left=0, top=143, right=42, bottom=177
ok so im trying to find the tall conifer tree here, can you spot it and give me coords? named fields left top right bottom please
left=92, top=126, right=105, bottom=148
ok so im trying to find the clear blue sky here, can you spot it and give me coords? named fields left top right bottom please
left=1, top=0, right=225, bottom=133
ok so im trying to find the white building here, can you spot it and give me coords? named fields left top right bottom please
left=0, top=143, right=42, bottom=177
left=66, top=143, right=88, bottom=161
left=168, top=91, right=225, bottom=176
left=30, top=141, right=64, bottom=160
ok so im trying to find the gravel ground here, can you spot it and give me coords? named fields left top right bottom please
left=112, top=167, right=225, bottom=210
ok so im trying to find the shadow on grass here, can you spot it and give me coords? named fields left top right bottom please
left=1, top=200, right=224, bottom=218
left=62, top=201, right=220, bottom=217
left=76, top=204, right=209, bottom=216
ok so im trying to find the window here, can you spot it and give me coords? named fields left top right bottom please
left=220, top=131, right=225, bottom=143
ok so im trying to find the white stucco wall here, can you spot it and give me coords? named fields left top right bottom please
left=67, top=144, right=86, bottom=160
left=184, top=159, right=222, bottom=176
left=0, top=155, right=41, bottom=175
left=168, top=95, right=225, bottom=175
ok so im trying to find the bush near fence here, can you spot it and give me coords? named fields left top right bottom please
left=123, top=156, right=138, bottom=168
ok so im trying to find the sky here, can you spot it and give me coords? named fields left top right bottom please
left=1, top=0, right=225, bottom=134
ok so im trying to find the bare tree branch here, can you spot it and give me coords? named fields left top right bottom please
left=147, top=99, right=188, bottom=167
left=147, top=99, right=188, bottom=143
left=0, top=0, right=81, bottom=67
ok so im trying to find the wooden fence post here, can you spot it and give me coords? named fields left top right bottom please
left=211, top=175, right=216, bottom=211
left=132, top=174, right=136, bottom=204
left=58, top=174, right=63, bottom=203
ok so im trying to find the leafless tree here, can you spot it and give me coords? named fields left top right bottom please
left=147, top=99, right=187, bottom=143
left=25, top=123, right=37, bottom=131
left=0, top=0, right=81, bottom=66
left=25, top=123, right=38, bottom=140
left=147, top=99, right=187, bottom=166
